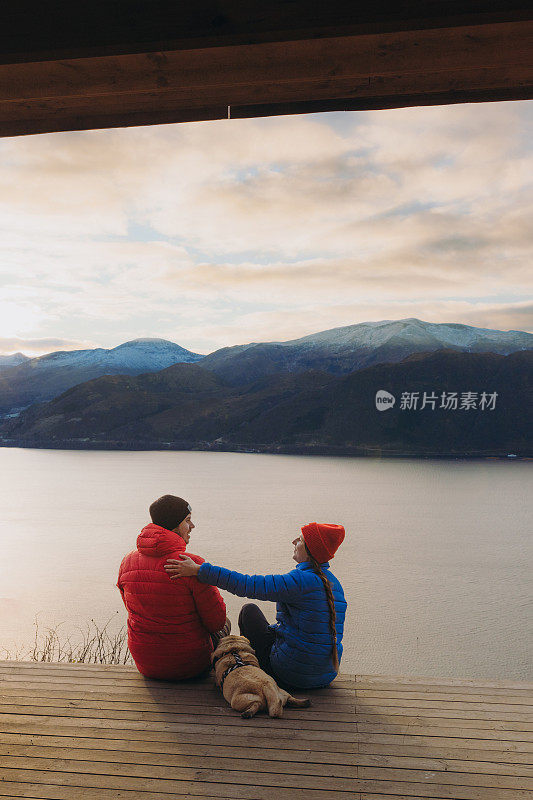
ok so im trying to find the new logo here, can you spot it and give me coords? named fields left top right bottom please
left=375, top=390, right=396, bottom=411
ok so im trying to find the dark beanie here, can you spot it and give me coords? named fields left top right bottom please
left=149, top=495, right=191, bottom=531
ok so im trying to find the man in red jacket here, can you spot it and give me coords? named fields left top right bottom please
left=117, top=495, right=229, bottom=680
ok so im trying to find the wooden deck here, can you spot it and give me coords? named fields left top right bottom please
left=0, top=661, right=531, bottom=799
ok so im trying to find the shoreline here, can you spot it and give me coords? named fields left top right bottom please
left=0, top=438, right=530, bottom=459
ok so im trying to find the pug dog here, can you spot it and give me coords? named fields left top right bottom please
left=211, top=635, right=311, bottom=718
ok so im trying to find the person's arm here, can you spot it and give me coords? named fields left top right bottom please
left=116, top=562, right=127, bottom=608
left=188, top=577, right=227, bottom=633
left=165, top=556, right=303, bottom=602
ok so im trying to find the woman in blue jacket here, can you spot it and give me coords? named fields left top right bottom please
left=164, top=522, right=347, bottom=689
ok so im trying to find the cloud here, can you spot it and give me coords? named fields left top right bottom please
left=177, top=300, right=533, bottom=352
left=142, top=104, right=533, bottom=259
left=0, top=101, right=531, bottom=350
left=453, top=301, right=533, bottom=333
left=0, top=337, right=95, bottom=356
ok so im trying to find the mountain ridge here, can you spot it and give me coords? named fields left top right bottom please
left=0, top=352, right=29, bottom=368
left=199, top=317, right=533, bottom=385
left=0, top=338, right=203, bottom=415
left=2, top=349, right=531, bottom=457
left=0, top=318, right=531, bottom=418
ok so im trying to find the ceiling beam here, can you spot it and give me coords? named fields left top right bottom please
left=0, top=11, right=532, bottom=136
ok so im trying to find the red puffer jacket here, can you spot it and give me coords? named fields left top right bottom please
left=117, top=524, right=226, bottom=680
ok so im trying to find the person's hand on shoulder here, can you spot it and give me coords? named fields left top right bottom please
left=164, top=555, right=200, bottom=579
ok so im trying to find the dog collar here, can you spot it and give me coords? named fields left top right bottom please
left=219, top=652, right=248, bottom=690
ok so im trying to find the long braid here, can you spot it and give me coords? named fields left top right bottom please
left=305, top=545, right=339, bottom=672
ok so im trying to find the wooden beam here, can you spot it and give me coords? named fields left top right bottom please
left=2, top=2, right=532, bottom=61
left=0, top=17, right=532, bottom=136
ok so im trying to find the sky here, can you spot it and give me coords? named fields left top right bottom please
left=0, top=100, right=531, bottom=357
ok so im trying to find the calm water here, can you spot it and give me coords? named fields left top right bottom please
left=0, top=447, right=531, bottom=679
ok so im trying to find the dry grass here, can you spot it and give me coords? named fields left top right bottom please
left=2, top=617, right=132, bottom=664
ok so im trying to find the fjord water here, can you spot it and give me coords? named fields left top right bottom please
left=0, top=447, right=531, bottom=679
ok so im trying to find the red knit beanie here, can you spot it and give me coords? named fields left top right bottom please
left=301, top=522, right=345, bottom=563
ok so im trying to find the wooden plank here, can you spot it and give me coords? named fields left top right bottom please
left=357, top=722, right=533, bottom=741
left=355, top=706, right=533, bottom=723
left=0, top=685, right=355, bottom=712
left=355, top=682, right=533, bottom=695
left=0, top=662, right=353, bottom=683
left=356, top=714, right=533, bottom=732
left=356, top=754, right=533, bottom=777
left=0, top=666, right=353, bottom=684
left=5, top=682, right=527, bottom=706
left=0, top=720, right=356, bottom=752
left=3, top=23, right=531, bottom=103
left=0, top=672, right=355, bottom=691
left=358, top=794, right=527, bottom=800
left=357, top=741, right=533, bottom=764
left=0, top=783, right=242, bottom=800
left=0, top=753, right=357, bottom=783
left=2, top=744, right=531, bottom=779
left=1, top=19, right=533, bottom=136
left=13, top=696, right=533, bottom=726
left=3, top=2, right=531, bottom=59
left=354, top=782, right=531, bottom=799
left=4, top=668, right=531, bottom=698
left=0, top=670, right=348, bottom=686
left=0, top=768, right=353, bottom=798
left=357, top=796, right=467, bottom=800
left=356, top=690, right=533, bottom=714
left=0, top=714, right=356, bottom=742
left=356, top=689, right=533, bottom=704
left=0, top=686, right=355, bottom=709
left=0, top=679, right=354, bottom=700
left=356, top=675, right=533, bottom=691
left=358, top=765, right=533, bottom=789
left=0, top=661, right=349, bottom=681
left=1, top=769, right=531, bottom=799
left=0, top=690, right=354, bottom=722
left=7, top=662, right=521, bottom=694
left=0, top=667, right=350, bottom=686
left=358, top=767, right=533, bottom=798
left=1, top=65, right=531, bottom=125
left=357, top=748, right=533, bottom=770
left=357, top=732, right=533, bottom=753
left=0, top=734, right=356, bottom=765
left=0, top=698, right=356, bottom=730
left=0, top=705, right=355, bottom=732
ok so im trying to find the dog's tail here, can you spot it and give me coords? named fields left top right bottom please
left=285, top=694, right=311, bottom=708
left=263, top=683, right=284, bottom=718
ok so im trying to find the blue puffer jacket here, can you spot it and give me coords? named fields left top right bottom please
left=198, top=560, right=347, bottom=688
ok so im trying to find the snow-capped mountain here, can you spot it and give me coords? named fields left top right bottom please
left=28, top=338, right=203, bottom=372
left=1, top=319, right=531, bottom=415
left=0, top=338, right=204, bottom=415
left=0, top=352, right=30, bottom=369
left=283, top=318, right=532, bottom=353
left=200, top=318, right=533, bottom=383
